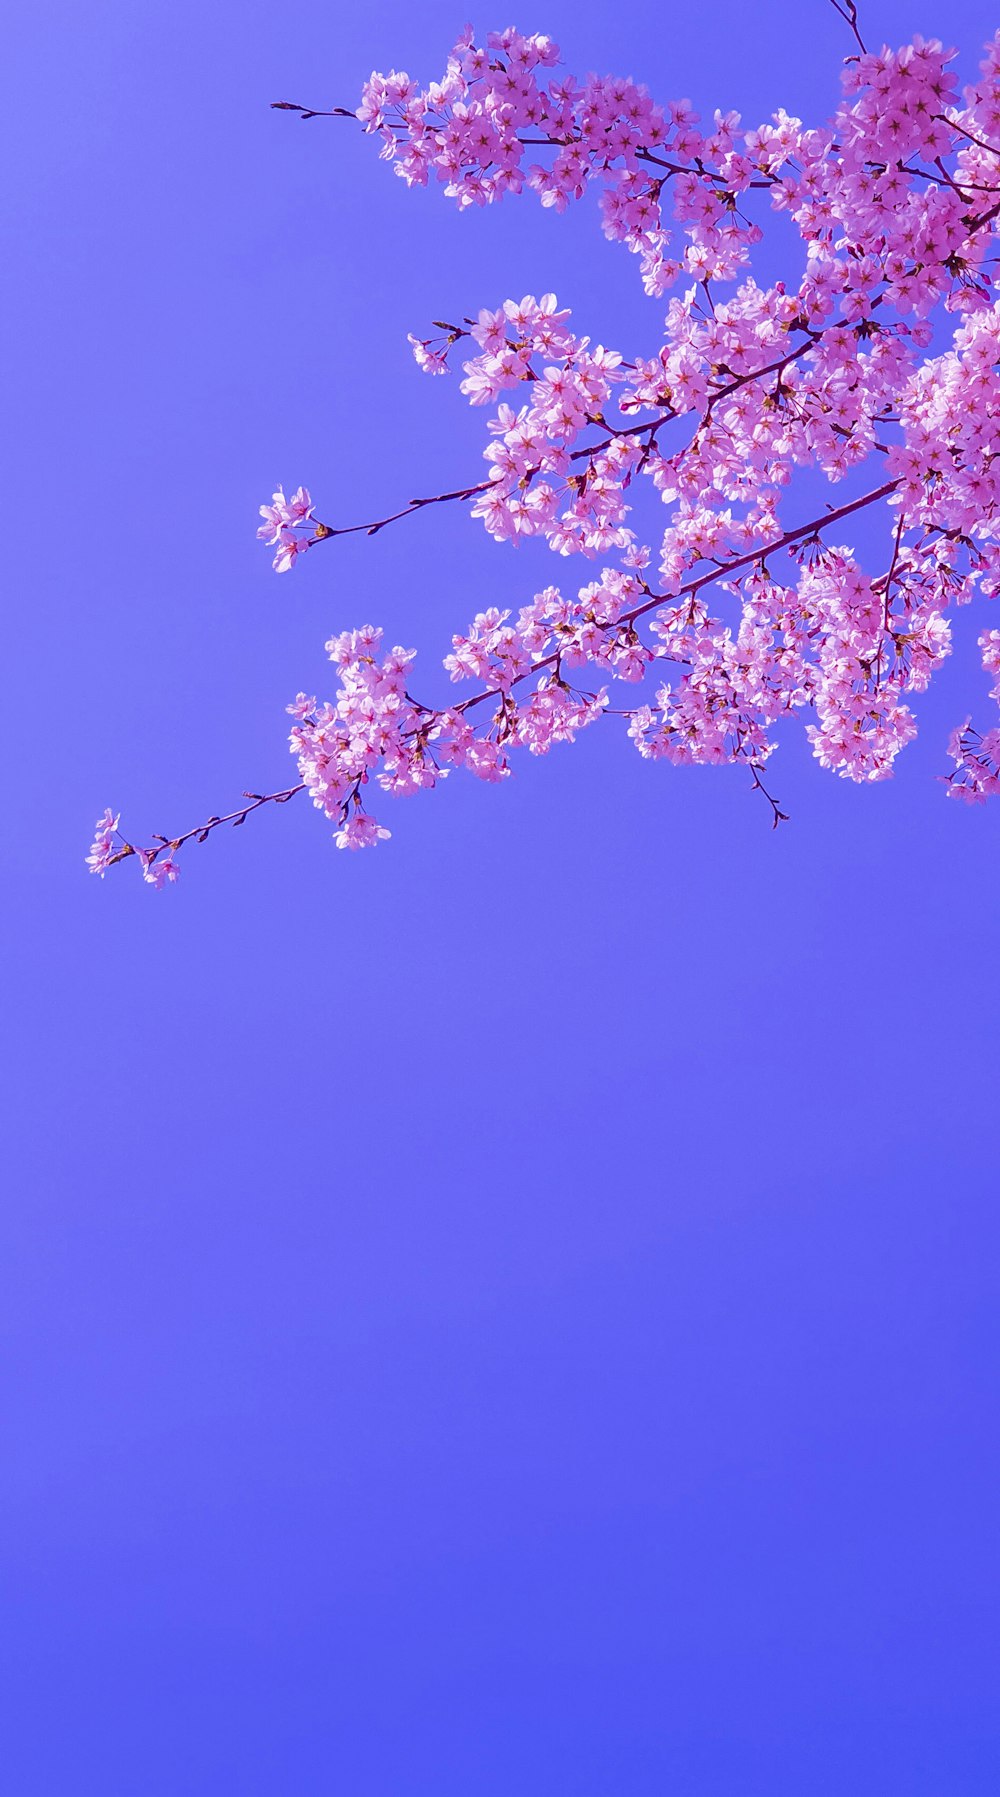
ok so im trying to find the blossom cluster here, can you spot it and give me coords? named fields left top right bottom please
left=97, top=19, right=1000, bottom=882
left=257, top=484, right=319, bottom=572
left=87, top=810, right=179, bottom=886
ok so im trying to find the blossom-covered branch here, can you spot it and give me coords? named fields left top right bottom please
left=87, top=785, right=307, bottom=885
left=96, top=16, right=1000, bottom=885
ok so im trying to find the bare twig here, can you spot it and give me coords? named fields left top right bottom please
left=828, top=0, right=867, bottom=56
left=113, top=783, right=306, bottom=870
left=270, top=102, right=357, bottom=122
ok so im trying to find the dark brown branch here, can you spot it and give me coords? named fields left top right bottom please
left=311, top=482, right=488, bottom=541
left=116, top=783, right=306, bottom=869
left=936, top=113, right=1000, bottom=159
left=309, top=329, right=828, bottom=544
left=453, top=478, right=901, bottom=714
left=270, top=102, right=357, bottom=121
left=131, top=482, right=899, bottom=866
left=746, top=758, right=790, bottom=827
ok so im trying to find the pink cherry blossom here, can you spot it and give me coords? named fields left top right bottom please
left=272, top=530, right=309, bottom=574
left=258, top=484, right=314, bottom=543
left=138, top=852, right=181, bottom=889
left=100, top=18, right=1000, bottom=882
left=334, top=814, right=393, bottom=850
left=86, top=809, right=121, bottom=877
left=407, top=333, right=450, bottom=375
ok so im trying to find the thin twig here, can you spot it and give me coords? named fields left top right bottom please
left=270, top=103, right=357, bottom=121
left=115, top=783, right=306, bottom=868
left=828, top=0, right=867, bottom=55
left=309, top=328, right=828, bottom=544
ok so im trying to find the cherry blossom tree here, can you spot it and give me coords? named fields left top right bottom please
left=91, top=1, right=1000, bottom=886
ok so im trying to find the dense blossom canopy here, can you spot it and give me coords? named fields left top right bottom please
left=93, top=13, right=1000, bottom=883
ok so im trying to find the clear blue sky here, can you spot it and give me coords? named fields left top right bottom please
left=4, top=1, right=1000, bottom=1790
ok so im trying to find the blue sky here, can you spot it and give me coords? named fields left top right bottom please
left=4, top=0, right=999, bottom=1790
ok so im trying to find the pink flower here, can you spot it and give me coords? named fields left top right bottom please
left=138, top=850, right=180, bottom=889
left=273, top=531, right=309, bottom=574
left=407, top=334, right=450, bottom=375
left=258, top=485, right=313, bottom=544
left=334, top=813, right=392, bottom=850
left=257, top=497, right=286, bottom=543
left=86, top=809, right=120, bottom=877
left=284, top=485, right=314, bottom=523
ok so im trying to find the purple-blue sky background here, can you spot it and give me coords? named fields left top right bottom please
left=5, top=0, right=1000, bottom=1789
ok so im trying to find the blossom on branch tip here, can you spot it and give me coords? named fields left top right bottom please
left=86, top=810, right=120, bottom=877
left=408, top=333, right=450, bottom=374
left=258, top=485, right=314, bottom=543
